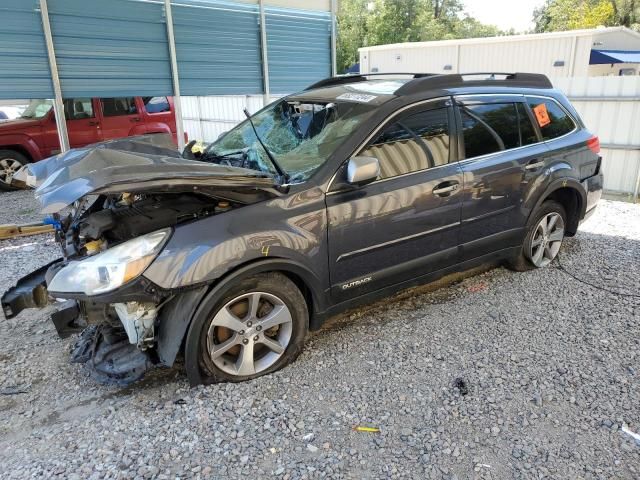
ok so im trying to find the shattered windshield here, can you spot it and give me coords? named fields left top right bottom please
left=207, top=98, right=377, bottom=183
left=21, top=99, right=53, bottom=119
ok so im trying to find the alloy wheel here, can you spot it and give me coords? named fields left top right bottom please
left=206, top=291, right=293, bottom=376
left=529, top=212, right=565, bottom=267
left=0, top=158, right=23, bottom=186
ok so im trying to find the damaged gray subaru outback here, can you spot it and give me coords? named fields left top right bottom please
left=2, top=73, right=603, bottom=386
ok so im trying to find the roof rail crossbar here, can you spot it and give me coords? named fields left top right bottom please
left=395, top=72, right=553, bottom=95
left=305, top=72, right=437, bottom=91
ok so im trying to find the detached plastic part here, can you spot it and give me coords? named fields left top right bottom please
left=71, top=325, right=154, bottom=386
left=1, top=260, right=60, bottom=319
left=50, top=300, right=84, bottom=339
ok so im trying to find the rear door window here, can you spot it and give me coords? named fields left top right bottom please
left=361, top=107, right=451, bottom=179
left=101, top=97, right=137, bottom=117
left=526, top=98, right=576, bottom=140
left=142, top=96, right=170, bottom=113
left=459, top=101, right=542, bottom=159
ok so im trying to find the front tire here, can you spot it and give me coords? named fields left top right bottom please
left=0, top=149, right=28, bottom=191
left=192, top=273, right=308, bottom=384
left=508, top=200, right=567, bottom=271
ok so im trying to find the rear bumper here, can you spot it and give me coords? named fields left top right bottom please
left=582, top=171, right=603, bottom=221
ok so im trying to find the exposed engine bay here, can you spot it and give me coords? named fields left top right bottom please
left=58, top=192, right=231, bottom=258
left=44, top=192, right=241, bottom=385
left=1, top=134, right=283, bottom=385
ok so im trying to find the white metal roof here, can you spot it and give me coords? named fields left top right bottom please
left=359, top=27, right=640, bottom=52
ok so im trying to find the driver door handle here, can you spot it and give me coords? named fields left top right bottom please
left=433, top=181, right=460, bottom=196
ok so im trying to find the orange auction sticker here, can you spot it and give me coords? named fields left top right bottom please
left=533, top=103, right=551, bottom=127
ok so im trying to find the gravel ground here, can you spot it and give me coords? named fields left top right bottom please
left=0, top=191, right=639, bottom=479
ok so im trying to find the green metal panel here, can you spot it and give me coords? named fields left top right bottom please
left=172, top=0, right=263, bottom=95
left=0, top=0, right=53, bottom=99
left=266, top=6, right=331, bottom=94
left=47, top=0, right=172, bottom=97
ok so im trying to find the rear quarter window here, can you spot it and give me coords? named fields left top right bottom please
left=143, top=96, right=170, bottom=114
left=527, top=98, right=576, bottom=140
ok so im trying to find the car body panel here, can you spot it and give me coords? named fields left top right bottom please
left=0, top=131, right=45, bottom=161
left=326, top=162, right=463, bottom=302
left=143, top=186, right=328, bottom=293
left=15, top=135, right=277, bottom=214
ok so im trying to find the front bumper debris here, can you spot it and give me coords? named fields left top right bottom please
left=2, top=259, right=163, bottom=386
left=70, top=324, right=154, bottom=386
left=50, top=300, right=84, bottom=338
left=1, top=260, right=61, bottom=319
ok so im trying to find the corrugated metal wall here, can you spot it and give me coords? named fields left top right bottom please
left=461, top=38, right=576, bottom=77
left=172, top=0, right=263, bottom=95
left=0, top=0, right=53, bottom=99
left=554, top=77, right=640, bottom=197
left=47, top=0, right=172, bottom=97
left=182, top=94, right=280, bottom=142
left=359, top=29, right=640, bottom=78
left=361, top=37, right=584, bottom=78
left=0, top=0, right=333, bottom=100
left=265, top=6, right=332, bottom=93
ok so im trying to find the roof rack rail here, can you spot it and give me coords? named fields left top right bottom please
left=305, top=72, right=436, bottom=91
left=395, top=72, right=553, bottom=95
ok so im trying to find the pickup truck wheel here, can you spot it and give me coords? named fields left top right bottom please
left=195, top=273, right=308, bottom=384
left=0, top=150, right=28, bottom=192
left=507, top=200, right=567, bottom=271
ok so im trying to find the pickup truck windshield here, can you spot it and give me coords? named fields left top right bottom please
left=21, top=99, right=53, bottom=119
left=207, top=98, right=377, bottom=183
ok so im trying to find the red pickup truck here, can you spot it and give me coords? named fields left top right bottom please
left=0, top=96, right=180, bottom=190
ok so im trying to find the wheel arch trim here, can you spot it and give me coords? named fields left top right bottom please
left=530, top=177, right=586, bottom=233
left=0, top=135, right=41, bottom=161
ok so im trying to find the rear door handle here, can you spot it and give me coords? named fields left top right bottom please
left=433, top=182, right=460, bottom=196
left=88, top=120, right=99, bottom=126
left=130, top=117, right=141, bottom=123
left=525, top=160, right=545, bottom=171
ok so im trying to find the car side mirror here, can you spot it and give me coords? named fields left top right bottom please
left=347, top=156, right=380, bottom=186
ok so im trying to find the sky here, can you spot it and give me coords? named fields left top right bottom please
left=462, top=0, right=547, bottom=32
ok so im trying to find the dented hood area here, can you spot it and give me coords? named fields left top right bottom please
left=15, top=134, right=278, bottom=214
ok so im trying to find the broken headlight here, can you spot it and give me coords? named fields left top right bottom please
left=48, top=228, right=171, bottom=296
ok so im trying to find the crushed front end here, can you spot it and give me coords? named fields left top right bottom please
left=1, top=136, right=278, bottom=385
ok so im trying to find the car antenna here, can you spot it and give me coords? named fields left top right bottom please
left=243, top=108, right=289, bottom=183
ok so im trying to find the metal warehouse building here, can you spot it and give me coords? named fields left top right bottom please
left=358, top=27, right=640, bottom=198
left=358, top=27, right=640, bottom=78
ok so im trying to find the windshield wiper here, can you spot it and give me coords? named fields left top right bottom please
left=243, top=108, right=289, bottom=183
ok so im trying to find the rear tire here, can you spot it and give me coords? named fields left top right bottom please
left=507, top=200, right=567, bottom=271
left=0, top=149, right=28, bottom=191
left=192, top=273, right=308, bottom=384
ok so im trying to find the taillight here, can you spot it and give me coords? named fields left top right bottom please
left=587, top=135, right=600, bottom=154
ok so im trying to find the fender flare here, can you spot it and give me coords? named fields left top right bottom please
left=129, top=125, right=149, bottom=137
left=0, top=134, right=42, bottom=161
left=144, top=122, right=171, bottom=135
left=158, top=258, right=327, bottom=385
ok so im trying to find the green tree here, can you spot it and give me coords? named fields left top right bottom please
left=336, top=0, right=370, bottom=73
left=610, top=0, right=640, bottom=29
left=533, top=0, right=638, bottom=32
left=336, top=0, right=506, bottom=73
